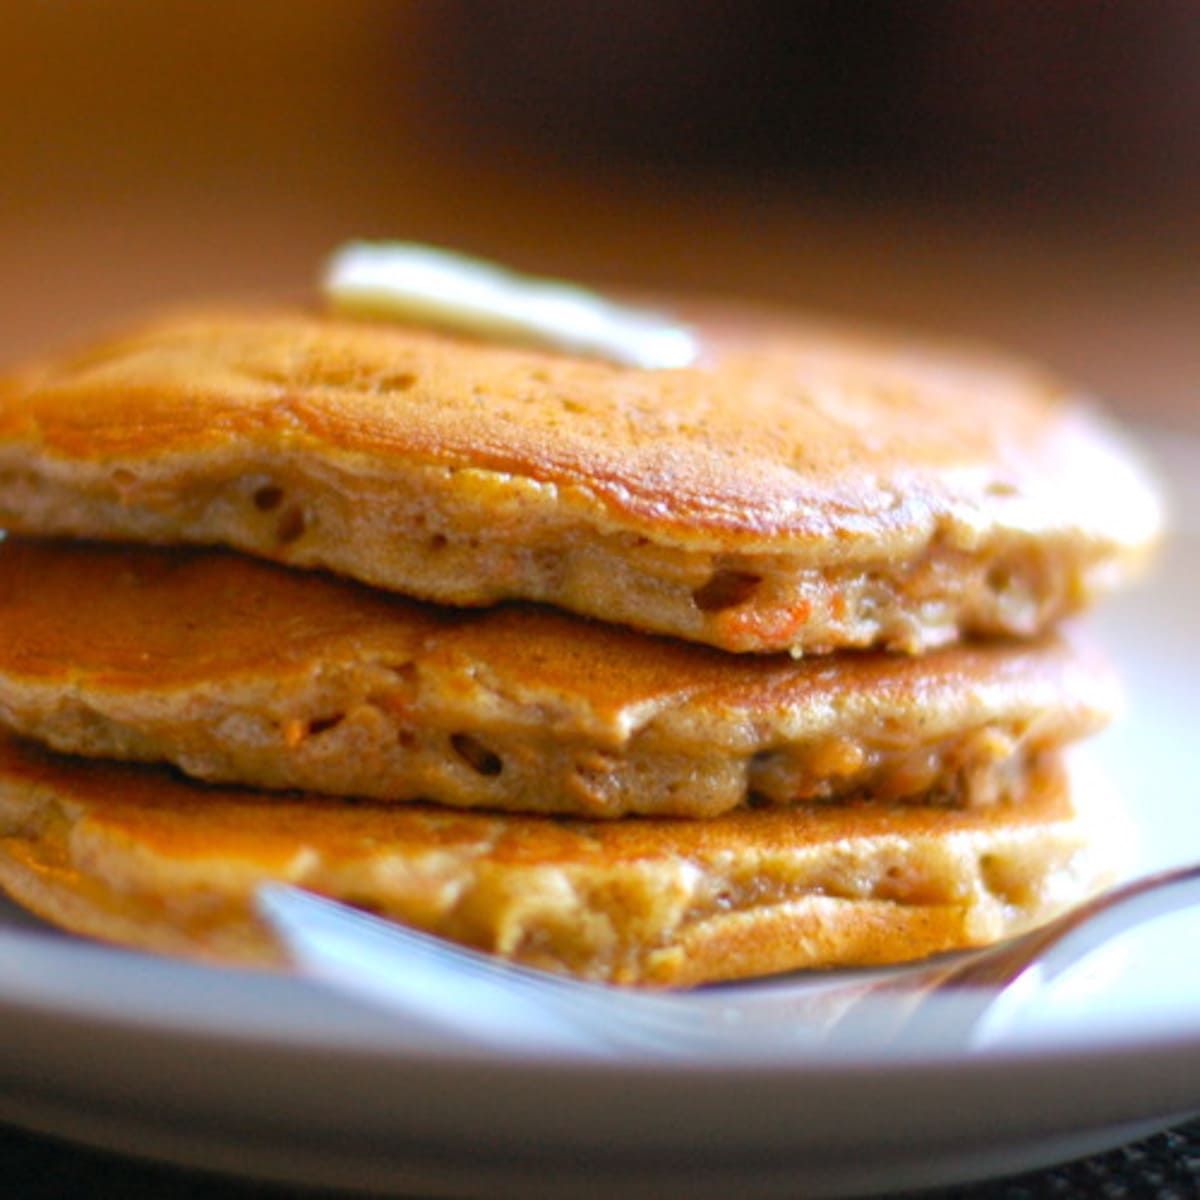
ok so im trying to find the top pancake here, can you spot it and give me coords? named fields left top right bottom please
left=0, top=306, right=1160, bottom=653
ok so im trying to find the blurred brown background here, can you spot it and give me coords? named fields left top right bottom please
left=1, top=1, right=1196, bottom=426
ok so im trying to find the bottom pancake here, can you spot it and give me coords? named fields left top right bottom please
left=0, top=734, right=1116, bottom=986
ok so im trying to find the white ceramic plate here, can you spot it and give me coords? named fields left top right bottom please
left=0, top=429, right=1197, bottom=1199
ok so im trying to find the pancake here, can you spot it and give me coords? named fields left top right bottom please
left=0, top=307, right=1160, bottom=654
left=0, top=733, right=1113, bottom=985
left=0, top=540, right=1116, bottom=819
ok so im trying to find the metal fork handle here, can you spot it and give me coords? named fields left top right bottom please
left=260, top=863, right=1200, bottom=1057
left=825, top=862, right=1200, bottom=1049
left=937, top=862, right=1200, bottom=992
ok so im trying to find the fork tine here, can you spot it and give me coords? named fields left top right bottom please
left=257, top=884, right=723, bottom=1055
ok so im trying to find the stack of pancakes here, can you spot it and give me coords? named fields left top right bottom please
left=0, top=301, right=1160, bottom=985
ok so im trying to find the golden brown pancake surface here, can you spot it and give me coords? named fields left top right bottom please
left=0, top=540, right=1116, bottom=818
left=0, top=307, right=1160, bottom=653
left=0, top=733, right=1113, bottom=985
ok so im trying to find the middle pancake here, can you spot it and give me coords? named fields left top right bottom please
left=0, top=540, right=1115, bottom=820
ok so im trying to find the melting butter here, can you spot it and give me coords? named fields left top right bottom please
left=322, top=242, right=698, bottom=370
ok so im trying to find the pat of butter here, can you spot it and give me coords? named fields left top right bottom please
left=322, top=242, right=698, bottom=370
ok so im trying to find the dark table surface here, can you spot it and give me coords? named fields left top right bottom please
left=2, top=1116, right=1197, bottom=1199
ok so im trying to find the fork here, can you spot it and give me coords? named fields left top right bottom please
left=257, top=862, right=1200, bottom=1059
